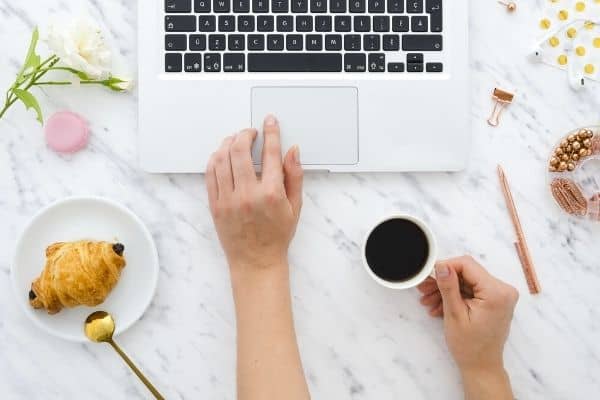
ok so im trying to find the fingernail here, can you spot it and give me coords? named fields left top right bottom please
left=435, top=264, right=450, bottom=279
left=292, top=145, right=300, bottom=165
left=264, top=114, right=278, bottom=126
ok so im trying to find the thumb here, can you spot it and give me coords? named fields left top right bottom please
left=435, top=262, right=467, bottom=320
left=283, top=145, right=304, bottom=218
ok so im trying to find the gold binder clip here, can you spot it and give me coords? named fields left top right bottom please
left=487, top=88, right=514, bottom=127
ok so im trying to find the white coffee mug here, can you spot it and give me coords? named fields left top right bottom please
left=362, top=215, right=437, bottom=290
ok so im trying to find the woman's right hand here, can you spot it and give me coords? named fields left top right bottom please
left=418, top=256, right=519, bottom=400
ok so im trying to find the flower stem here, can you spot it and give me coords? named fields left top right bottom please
left=33, top=81, right=73, bottom=86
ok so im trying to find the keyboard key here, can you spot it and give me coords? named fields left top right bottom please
left=407, top=0, right=423, bottom=13
left=344, top=53, right=366, bottom=72
left=330, top=0, right=346, bottom=12
left=387, top=0, right=403, bottom=13
left=204, top=53, right=221, bottom=71
left=195, top=0, right=211, bottom=12
left=258, top=16, right=275, bottom=31
left=277, top=16, right=294, bottom=31
left=426, top=0, right=442, bottom=32
left=402, top=34, right=442, bottom=51
left=218, top=15, right=235, bottom=31
left=233, top=0, right=250, bottom=12
left=349, top=0, right=365, bottom=12
left=198, top=16, right=216, bottom=31
left=407, top=62, right=424, bottom=72
left=344, top=34, right=361, bottom=51
left=311, top=0, right=327, bottom=12
left=165, top=53, right=183, bottom=72
left=248, top=53, right=342, bottom=71
left=253, top=0, right=270, bottom=11
left=228, top=34, right=245, bottom=50
left=335, top=16, right=351, bottom=32
left=213, top=0, right=230, bottom=12
left=382, top=34, right=399, bottom=50
left=248, top=34, right=265, bottom=50
left=306, top=34, right=323, bottom=50
left=406, top=53, right=423, bottom=63
left=165, top=34, right=187, bottom=51
left=267, top=34, right=285, bottom=50
left=373, top=16, right=389, bottom=32
left=238, top=15, right=255, bottom=31
left=189, top=34, right=207, bottom=50
left=426, top=62, right=443, bottom=72
left=184, top=53, right=203, bottom=72
left=368, top=53, right=385, bottom=72
left=287, top=34, right=304, bottom=50
left=392, top=16, right=409, bottom=32
left=224, top=53, right=245, bottom=72
left=296, top=16, right=313, bottom=31
left=354, top=16, right=370, bottom=32
left=292, top=0, right=309, bottom=12
left=388, top=62, right=404, bottom=72
left=368, top=0, right=384, bottom=13
left=165, top=16, right=196, bottom=32
left=272, top=0, right=289, bottom=12
left=325, top=34, right=342, bottom=50
left=316, top=16, right=332, bottom=31
left=363, top=34, right=380, bottom=51
left=166, top=0, right=192, bottom=13
left=209, top=34, right=226, bottom=50
left=411, top=16, right=428, bottom=32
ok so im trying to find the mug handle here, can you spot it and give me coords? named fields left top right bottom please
left=428, top=271, right=475, bottom=298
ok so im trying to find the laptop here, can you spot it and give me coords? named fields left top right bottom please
left=138, top=0, right=470, bottom=173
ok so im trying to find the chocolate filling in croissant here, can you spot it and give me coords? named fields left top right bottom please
left=113, top=243, right=125, bottom=256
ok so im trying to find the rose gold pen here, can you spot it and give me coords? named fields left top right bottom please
left=497, top=165, right=541, bottom=294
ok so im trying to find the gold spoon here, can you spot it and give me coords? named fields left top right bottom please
left=84, top=311, right=165, bottom=400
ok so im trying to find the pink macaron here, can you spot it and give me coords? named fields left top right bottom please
left=45, top=111, right=90, bottom=153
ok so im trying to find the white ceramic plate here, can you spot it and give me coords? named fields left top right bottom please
left=11, top=197, right=159, bottom=342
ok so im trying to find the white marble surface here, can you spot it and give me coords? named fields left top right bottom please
left=1, top=1, right=600, bottom=399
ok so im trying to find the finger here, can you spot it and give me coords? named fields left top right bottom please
left=441, top=255, right=491, bottom=292
left=261, top=114, right=284, bottom=185
left=435, top=261, right=468, bottom=320
left=420, top=291, right=442, bottom=307
left=230, top=129, right=258, bottom=190
left=429, top=302, right=444, bottom=318
left=215, top=136, right=235, bottom=198
left=205, top=155, right=218, bottom=213
left=417, top=278, right=438, bottom=294
left=283, top=145, right=304, bottom=218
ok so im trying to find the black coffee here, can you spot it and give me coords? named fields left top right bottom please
left=365, top=218, right=429, bottom=282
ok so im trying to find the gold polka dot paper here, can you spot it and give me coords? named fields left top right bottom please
left=537, top=0, right=600, bottom=82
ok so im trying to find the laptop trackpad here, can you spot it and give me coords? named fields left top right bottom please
left=251, top=87, right=358, bottom=165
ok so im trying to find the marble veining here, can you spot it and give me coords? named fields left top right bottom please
left=1, top=0, right=600, bottom=399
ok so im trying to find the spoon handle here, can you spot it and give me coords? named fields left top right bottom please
left=108, top=339, right=165, bottom=400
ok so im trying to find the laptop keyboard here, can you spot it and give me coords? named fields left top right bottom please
left=164, top=0, right=443, bottom=73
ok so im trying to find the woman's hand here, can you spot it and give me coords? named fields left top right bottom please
left=206, top=114, right=303, bottom=274
left=418, top=256, right=519, bottom=400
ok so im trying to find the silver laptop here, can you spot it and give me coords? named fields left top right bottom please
left=138, top=0, right=470, bottom=173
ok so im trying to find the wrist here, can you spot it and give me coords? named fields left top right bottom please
left=229, top=257, right=290, bottom=290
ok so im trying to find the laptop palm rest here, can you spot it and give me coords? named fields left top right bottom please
left=251, top=87, right=359, bottom=166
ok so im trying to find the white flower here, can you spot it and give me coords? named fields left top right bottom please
left=45, top=17, right=112, bottom=79
left=113, top=78, right=134, bottom=91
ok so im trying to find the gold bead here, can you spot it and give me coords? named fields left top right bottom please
left=587, top=149, right=593, bottom=156
left=568, top=134, right=576, bottom=142
left=562, top=154, right=570, bottom=162
left=572, top=153, right=580, bottom=161
left=566, top=144, right=573, bottom=153
left=559, top=162, right=568, bottom=171
left=555, top=147, right=564, bottom=155
left=549, top=166, right=557, bottom=172
left=572, top=141, right=581, bottom=151
left=580, top=148, right=588, bottom=157
left=583, top=138, right=592, bottom=148
left=550, top=156, right=559, bottom=166
left=561, top=139, right=569, bottom=148
left=567, top=162, right=575, bottom=171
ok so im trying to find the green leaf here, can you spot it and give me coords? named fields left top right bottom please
left=16, top=28, right=40, bottom=84
left=13, top=89, right=43, bottom=124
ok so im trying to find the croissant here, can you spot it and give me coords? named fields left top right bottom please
left=29, top=241, right=126, bottom=314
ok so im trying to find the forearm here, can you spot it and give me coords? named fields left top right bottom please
left=461, top=366, right=514, bottom=400
left=231, top=262, right=310, bottom=400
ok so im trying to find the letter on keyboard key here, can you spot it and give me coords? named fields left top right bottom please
left=292, top=0, right=308, bottom=12
left=344, top=53, right=366, bottom=72
left=402, top=35, right=442, bottom=51
left=311, top=0, right=327, bottom=12
left=195, top=0, right=211, bottom=11
left=233, top=0, right=250, bottom=12
left=330, top=0, right=347, bottom=12
left=213, top=0, right=230, bottom=12
left=253, top=0, right=270, bottom=11
left=165, top=16, right=197, bottom=32
left=166, top=0, right=192, bottom=13
left=248, top=53, right=342, bottom=72
left=407, top=0, right=423, bottom=13
left=272, top=0, right=289, bottom=12
left=387, top=0, right=403, bottom=13
left=224, top=53, right=246, bottom=72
